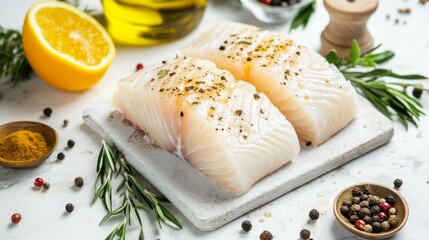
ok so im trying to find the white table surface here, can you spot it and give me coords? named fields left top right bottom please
left=0, top=0, right=428, bottom=239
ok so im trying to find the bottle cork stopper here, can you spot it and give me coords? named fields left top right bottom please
left=320, top=0, right=379, bottom=57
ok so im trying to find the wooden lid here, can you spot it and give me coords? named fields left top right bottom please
left=324, top=0, right=378, bottom=19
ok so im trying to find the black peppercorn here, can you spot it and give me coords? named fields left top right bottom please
left=57, top=152, right=65, bottom=160
left=412, top=87, right=423, bottom=99
left=363, top=215, right=372, bottom=224
left=349, top=214, right=359, bottom=224
left=43, top=107, right=52, bottom=117
left=241, top=220, right=252, bottom=232
left=370, top=205, right=381, bottom=215
left=43, top=108, right=52, bottom=117
left=65, top=203, right=74, bottom=213
left=260, top=230, right=273, bottom=240
left=360, top=194, right=369, bottom=201
left=67, top=139, right=75, bottom=148
left=309, top=209, right=319, bottom=220
left=43, top=182, right=50, bottom=190
left=362, top=187, right=370, bottom=195
left=351, top=187, right=362, bottom=197
left=352, top=196, right=361, bottom=205
left=372, top=222, right=383, bottom=233
left=299, top=229, right=311, bottom=239
left=371, top=215, right=381, bottom=223
left=74, top=177, right=84, bottom=188
left=342, top=200, right=352, bottom=207
left=385, top=195, right=396, bottom=205
left=63, top=119, right=69, bottom=127
left=358, top=207, right=371, bottom=219
left=340, top=205, right=350, bottom=217
left=393, top=179, right=403, bottom=188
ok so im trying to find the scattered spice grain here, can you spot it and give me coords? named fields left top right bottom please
left=299, top=229, right=311, bottom=239
left=393, top=179, right=403, bottom=188
left=43, top=107, right=52, bottom=117
left=260, top=230, right=273, bottom=240
left=309, top=209, right=319, bottom=220
left=74, top=177, right=84, bottom=188
left=67, top=139, right=75, bottom=148
left=57, top=152, right=65, bottom=160
left=11, top=213, right=21, bottom=224
left=65, top=203, right=74, bottom=213
left=398, top=7, right=411, bottom=14
left=241, top=220, right=252, bottom=232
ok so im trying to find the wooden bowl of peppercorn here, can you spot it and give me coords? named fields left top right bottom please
left=333, top=182, right=409, bottom=239
left=0, top=121, right=58, bottom=169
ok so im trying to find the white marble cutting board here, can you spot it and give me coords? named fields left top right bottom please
left=82, top=97, right=393, bottom=231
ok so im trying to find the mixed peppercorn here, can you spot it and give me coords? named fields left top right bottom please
left=258, top=0, right=302, bottom=7
left=340, top=186, right=400, bottom=233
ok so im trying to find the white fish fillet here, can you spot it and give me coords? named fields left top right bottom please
left=112, top=56, right=300, bottom=195
left=180, top=22, right=358, bottom=146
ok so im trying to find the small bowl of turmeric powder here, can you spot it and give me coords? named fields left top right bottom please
left=0, top=121, right=58, bottom=169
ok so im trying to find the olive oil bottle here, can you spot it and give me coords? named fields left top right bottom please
left=102, top=0, right=207, bottom=45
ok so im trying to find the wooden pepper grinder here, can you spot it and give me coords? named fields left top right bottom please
left=320, top=0, right=379, bottom=57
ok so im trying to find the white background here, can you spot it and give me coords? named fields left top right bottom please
left=0, top=0, right=428, bottom=239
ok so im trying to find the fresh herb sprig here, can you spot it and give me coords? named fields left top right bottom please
left=0, top=27, right=32, bottom=86
left=326, top=40, right=428, bottom=128
left=289, top=0, right=316, bottom=32
left=93, top=140, right=182, bottom=240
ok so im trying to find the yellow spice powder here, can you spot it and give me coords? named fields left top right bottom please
left=0, top=130, right=48, bottom=162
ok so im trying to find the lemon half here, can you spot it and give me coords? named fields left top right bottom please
left=22, top=1, right=115, bottom=91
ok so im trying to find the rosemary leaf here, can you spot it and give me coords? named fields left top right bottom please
left=349, top=40, right=361, bottom=65
left=289, top=0, right=316, bottom=32
left=0, top=27, right=32, bottom=86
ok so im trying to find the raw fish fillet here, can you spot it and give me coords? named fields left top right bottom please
left=112, top=56, right=300, bottom=195
left=180, top=22, right=358, bottom=146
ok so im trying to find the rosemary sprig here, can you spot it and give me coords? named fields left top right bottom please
left=289, top=0, right=316, bottom=32
left=0, top=27, right=32, bottom=86
left=93, top=140, right=182, bottom=240
left=326, top=40, right=428, bottom=128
